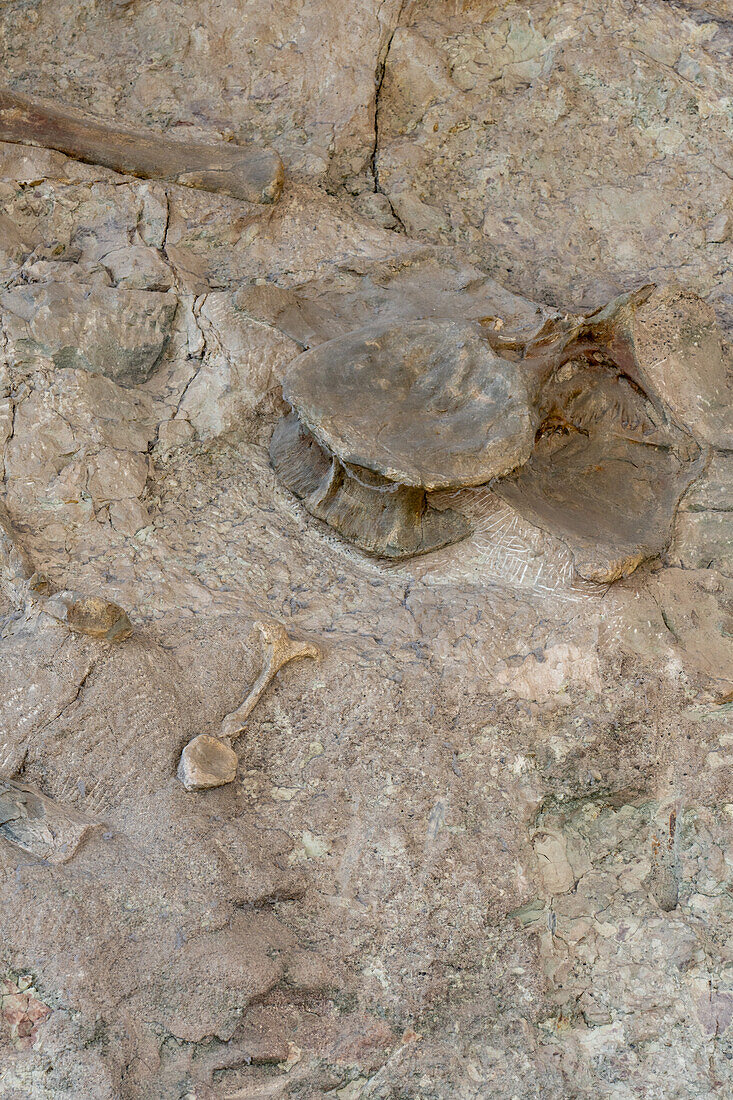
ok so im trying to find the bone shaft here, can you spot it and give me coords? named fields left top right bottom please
left=0, top=88, right=284, bottom=204
left=221, top=658, right=278, bottom=739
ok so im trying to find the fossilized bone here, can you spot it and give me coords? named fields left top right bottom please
left=0, top=88, right=284, bottom=205
left=271, top=286, right=717, bottom=583
left=271, top=319, right=536, bottom=558
left=0, top=501, right=132, bottom=641
left=178, top=621, right=320, bottom=791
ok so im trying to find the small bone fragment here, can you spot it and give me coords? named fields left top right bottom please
left=219, top=622, right=321, bottom=741
left=177, top=734, right=238, bottom=792
left=42, top=591, right=133, bottom=642
left=0, top=780, right=100, bottom=863
left=177, top=622, right=320, bottom=792
left=0, top=88, right=284, bottom=205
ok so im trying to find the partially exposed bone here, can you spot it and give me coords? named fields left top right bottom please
left=42, top=591, right=133, bottom=642
left=0, top=779, right=101, bottom=863
left=0, top=88, right=284, bottom=205
left=582, top=284, right=733, bottom=448
left=178, top=622, right=320, bottom=792
left=280, top=319, right=537, bottom=490
left=495, top=363, right=704, bottom=583
left=270, top=410, right=471, bottom=558
left=0, top=500, right=133, bottom=641
left=220, top=621, right=320, bottom=741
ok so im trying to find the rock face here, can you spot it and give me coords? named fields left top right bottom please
left=374, top=0, right=733, bottom=327
left=1, top=283, right=176, bottom=386
left=0, top=2, right=732, bottom=1099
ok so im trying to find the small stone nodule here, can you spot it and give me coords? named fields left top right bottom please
left=177, top=734, right=238, bottom=793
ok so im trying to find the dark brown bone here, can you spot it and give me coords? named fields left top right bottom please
left=0, top=88, right=284, bottom=204
left=270, top=410, right=471, bottom=559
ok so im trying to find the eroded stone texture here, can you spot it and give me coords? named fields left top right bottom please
left=0, top=2, right=731, bottom=1098
left=374, top=0, right=733, bottom=326
left=1, top=283, right=176, bottom=386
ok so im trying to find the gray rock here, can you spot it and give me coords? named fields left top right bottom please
left=1, top=282, right=176, bottom=385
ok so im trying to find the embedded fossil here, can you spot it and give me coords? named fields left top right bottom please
left=178, top=621, right=320, bottom=792
left=0, top=779, right=101, bottom=863
left=583, top=284, right=733, bottom=449
left=0, top=88, right=284, bottom=205
left=271, top=319, right=537, bottom=558
left=494, top=362, right=704, bottom=583
left=271, top=287, right=714, bottom=582
left=0, top=501, right=133, bottom=641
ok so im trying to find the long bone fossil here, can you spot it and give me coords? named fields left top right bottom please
left=178, top=621, right=320, bottom=791
left=0, top=501, right=132, bottom=642
left=0, top=88, right=284, bottom=205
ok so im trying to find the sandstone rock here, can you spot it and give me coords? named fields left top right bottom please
left=177, top=733, right=238, bottom=792
left=706, top=212, right=732, bottom=244
left=0, top=2, right=731, bottom=1097
left=177, top=294, right=300, bottom=441
left=671, top=510, right=733, bottom=577
left=99, top=245, right=173, bottom=291
left=1, top=283, right=176, bottom=386
left=0, top=779, right=99, bottom=863
left=374, top=1, right=733, bottom=327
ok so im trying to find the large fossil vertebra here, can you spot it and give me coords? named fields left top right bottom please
left=271, top=287, right=719, bottom=582
left=271, top=319, right=537, bottom=559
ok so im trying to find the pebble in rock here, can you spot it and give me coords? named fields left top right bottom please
left=177, top=734, right=238, bottom=792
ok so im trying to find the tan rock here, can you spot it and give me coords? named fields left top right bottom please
left=42, top=591, right=134, bottom=641
left=177, top=733, right=238, bottom=792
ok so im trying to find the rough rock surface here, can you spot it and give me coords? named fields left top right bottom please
left=0, top=2, right=731, bottom=1099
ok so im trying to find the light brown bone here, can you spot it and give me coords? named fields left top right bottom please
left=0, top=88, right=284, bottom=205
left=178, top=622, right=320, bottom=792
left=220, top=621, right=320, bottom=741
